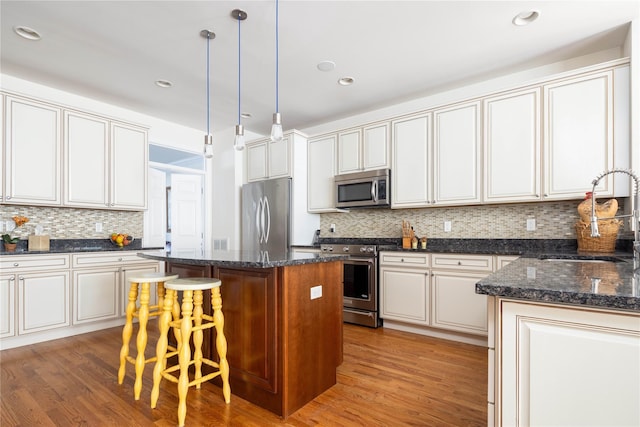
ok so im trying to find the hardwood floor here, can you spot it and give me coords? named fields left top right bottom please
left=1, top=324, right=487, bottom=426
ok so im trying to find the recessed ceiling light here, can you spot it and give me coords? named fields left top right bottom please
left=241, top=112, right=252, bottom=119
left=317, top=61, right=336, bottom=72
left=155, top=79, right=173, bottom=88
left=512, top=10, right=540, bottom=26
left=338, top=77, right=355, bottom=86
left=14, top=26, right=41, bottom=41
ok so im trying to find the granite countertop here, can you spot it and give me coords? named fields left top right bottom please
left=0, top=238, right=163, bottom=255
left=476, top=255, right=639, bottom=312
left=138, top=250, right=347, bottom=269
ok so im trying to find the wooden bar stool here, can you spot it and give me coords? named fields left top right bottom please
left=151, top=277, right=230, bottom=427
left=118, top=272, right=179, bottom=400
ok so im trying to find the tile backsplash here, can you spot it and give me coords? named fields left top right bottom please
left=0, top=206, right=143, bottom=240
left=319, top=200, right=630, bottom=240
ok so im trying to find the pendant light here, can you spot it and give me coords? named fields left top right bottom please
left=270, top=0, right=283, bottom=142
left=233, top=9, right=247, bottom=151
left=201, top=29, right=215, bottom=159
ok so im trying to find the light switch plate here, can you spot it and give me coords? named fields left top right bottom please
left=444, top=221, right=452, bottom=232
left=526, top=218, right=536, bottom=231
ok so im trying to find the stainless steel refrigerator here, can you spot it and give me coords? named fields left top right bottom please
left=241, top=177, right=291, bottom=252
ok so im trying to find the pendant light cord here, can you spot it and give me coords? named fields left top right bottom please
left=206, top=35, right=210, bottom=135
left=275, top=0, right=279, bottom=114
left=237, top=16, right=241, bottom=126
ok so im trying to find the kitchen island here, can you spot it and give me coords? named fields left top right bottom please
left=476, top=256, right=640, bottom=427
left=138, top=250, right=346, bottom=418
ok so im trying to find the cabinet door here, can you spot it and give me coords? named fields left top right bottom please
left=0, top=93, right=4, bottom=202
left=247, top=140, right=268, bottom=182
left=64, top=110, right=109, bottom=207
left=431, top=271, right=488, bottom=335
left=0, top=274, right=15, bottom=338
left=4, top=96, right=61, bottom=205
left=363, top=122, right=389, bottom=171
left=111, top=122, right=147, bottom=209
left=433, top=101, right=481, bottom=205
left=544, top=71, right=613, bottom=199
left=484, top=88, right=541, bottom=202
left=73, top=268, right=119, bottom=324
left=337, top=129, right=361, bottom=174
left=268, top=136, right=291, bottom=179
left=379, top=266, right=429, bottom=325
left=18, top=271, right=70, bottom=334
left=391, top=113, right=431, bottom=208
left=307, top=135, right=337, bottom=212
left=500, top=301, right=640, bottom=427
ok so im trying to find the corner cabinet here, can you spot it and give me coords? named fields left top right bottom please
left=3, top=96, right=62, bottom=206
left=490, top=299, right=640, bottom=427
left=307, top=133, right=338, bottom=212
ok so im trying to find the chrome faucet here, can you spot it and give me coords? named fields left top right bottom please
left=590, top=169, right=640, bottom=265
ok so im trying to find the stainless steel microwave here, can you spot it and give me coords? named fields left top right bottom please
left=335, top=169, right=390, bottom=208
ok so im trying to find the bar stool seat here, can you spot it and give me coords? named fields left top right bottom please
left=151, top=277, right=230, bottom=427
left=118, top=272, right=179, bottom=400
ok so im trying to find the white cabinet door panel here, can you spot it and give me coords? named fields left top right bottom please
left=338, top=129, right=361, bottom=174
left=19, top=271, right=70, bottom=334
left=111, top=122, right=147, bottom=209
left=380, top=267, right=429, bottom=324
left=307, top=135, right=337, bottom=212
left=433, top=102, right=481, bottom=204
left=392, top=114, right=431, bottom=207
left=0, top=275, right=15, bottom=338
left=363, top=122, right=389, bottom=170
left=247, top=141, right=268, bottom=182
left=484, top=88, right=540, bottom=202
left=73, top=268, right=119, bottom=324
left=64, top=111, right=109, bottom=207
left=431, top=271, right=488, bottom=335
left=268, top=137, right=291, bottom=178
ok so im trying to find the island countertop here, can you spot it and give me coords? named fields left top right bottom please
left=476, top=256, right=640, bottom=311
left=137, top=249, right=347, bottom=269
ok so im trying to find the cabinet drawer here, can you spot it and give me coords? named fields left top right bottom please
left=379, top=252, right=429, bottom=267
left=0, top=254, right=70, bottom=272
left=72, top=251, right=157, bottom=268
left=431, top=254, right=493, bottom=272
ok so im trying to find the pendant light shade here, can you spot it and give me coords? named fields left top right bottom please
left=233, top=9, right=247, bottom=151
left=201, top=29, right=215, bottom=158
left=270, top=0, right=283, bottom=142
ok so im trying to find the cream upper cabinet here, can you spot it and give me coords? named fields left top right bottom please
left=433, top=101, right=481, bottom=205
left=391, top=113, right=432, bottom=208
left=484, top=88, right=541, bottom=202
left=337, top=122, right=390, bottom=175
left=307, top=134, right=337, bottom=212
left=246, top=133, right=292, bottom=182
left=337, top=128, right=361, bottom=174
left=543, top=70, right=613, bottom=199
left=110, top=122, right=148, bottom=210
left=0, top=94, right=4, bottom=203
left=64, top=110, right=110, bottom=207
left=4, top=96, right=62, bottom=206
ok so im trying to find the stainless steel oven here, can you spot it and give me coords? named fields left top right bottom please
left=321, top=244, right=380, bottom=328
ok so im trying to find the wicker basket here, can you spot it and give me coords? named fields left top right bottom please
left=574, top=219, right=622, bottom=253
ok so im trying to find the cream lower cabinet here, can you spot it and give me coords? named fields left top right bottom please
left=379, top=252, right=430, bottom=324
left=491, top=299, right=640, bottom=427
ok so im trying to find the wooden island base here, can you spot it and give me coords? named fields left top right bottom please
left=166, top=259, right=343, bottom=418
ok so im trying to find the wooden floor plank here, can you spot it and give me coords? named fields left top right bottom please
left=1, top=324, right=487, bottom=426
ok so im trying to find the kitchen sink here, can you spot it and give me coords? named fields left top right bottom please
left=539, top=256, right=625, bottom=263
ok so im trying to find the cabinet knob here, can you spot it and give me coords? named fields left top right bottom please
left=457, top=261, right=462, bottom=265
left=18, top=276, right=24, bottom=281
left=9, top=277, right=15, bottom=281
left=6, top=196, right=11, bottom=200
left=118, top=258, right=123, bottom=262
left=401, top=258, right=404, bottom=262
left=13, top=263, right=19, bottom=267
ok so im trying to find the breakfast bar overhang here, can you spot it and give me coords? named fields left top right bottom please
left=138, top=250, right=346, bottom=418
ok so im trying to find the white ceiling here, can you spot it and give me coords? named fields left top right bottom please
left=1, top=1, right=639, bottom=137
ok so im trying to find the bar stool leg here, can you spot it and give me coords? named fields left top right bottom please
left=118, top=282, right=138, bottom=384
left=151, top=288, right=175, bottom=409
left=212, top=286, right=231, bottom=403
left=133, top=281, right=151, bottom=400
left=192, top=290, right=204, bottom=388
left=156, top=281, right=166, bottom=327
left=177, top=290, right=194, bottom=427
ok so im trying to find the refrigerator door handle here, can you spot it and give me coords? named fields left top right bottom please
left=263, top=196, right=271, bottom=244
left=257, top=198, right=265, bottom=243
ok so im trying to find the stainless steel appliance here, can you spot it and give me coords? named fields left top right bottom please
left=321, top=243, right=380, bottom=328
left=242, top=177, right=291, bottom=252
left=335, top=169, right=390, bottom=209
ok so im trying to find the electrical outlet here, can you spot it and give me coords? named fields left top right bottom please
left=526, top=218, right=536, bottom=231
left=5, top=221, right=15, bottom=232
left=444, top=221, right=452, bottom=232
left=330, top=223, right=336, bottom=233
left=310, top=285, right=322, bottom=300
left=95, top=222, right=103, bottom=232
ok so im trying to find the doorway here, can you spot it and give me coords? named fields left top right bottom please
left=144, top=144, right=205, bottom=254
